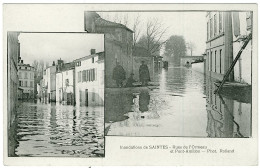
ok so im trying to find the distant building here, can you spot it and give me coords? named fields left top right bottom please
left=132, top=46, right=154, bottom=82
left=205, top=12, right=252, bottom=84
left=56, top=60, right=75, bottom=105
left=84, top=12, right=134, bottom=87
left=153, top=55, right=163, bottom=72
left=43, top=63, right=57, bottom=102
left=18, top=60, right=36, bottom=99
left=180, top=56, right=204, bottom=67
left=74, top=50, right=104, bottom=106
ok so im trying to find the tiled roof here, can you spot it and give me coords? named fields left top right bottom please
left=95, top=17, right=133, bottom=32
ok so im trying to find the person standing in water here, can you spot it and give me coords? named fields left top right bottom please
left=139, top=61, right=150, bottom=86
left=112, top=61, right=126, bottom=87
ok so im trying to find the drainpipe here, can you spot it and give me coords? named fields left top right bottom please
left=224, top=12, right=234, bottom=81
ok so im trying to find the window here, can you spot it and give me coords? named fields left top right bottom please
left=246, top=12, right=252, bottom=31
left=214, top=14, right=217, bottom=36
left=215, top=50, right=217, bottom=72
left=210, top=51, right=213, bottom=71
left=78, top=71, right=82, bottom=82
left=25, top=81, right=27, bottom=87
left=86, top=70, right=89, bottom=81
left=207, top=22, right=209, bottom=40
left=92, top=57, right=94, bottom=63
left=208, top=52, right=210, bottom=71
left=30, top=81, right=33, bottom=87
left=19, top=81, right=22, bottom=86
left=219, top=12, right=222, bottom=33
left=24, top=72, right=28, bottom=79
left=19, top=72, right=22, bottom=78
left=82, top=70, right=87, bottom=82
left=25, top=67, right=27, bottom=70
left=220, top=49, right=222, bottom=74
left=88, top=70, right=91, bottom=81
left=210, top=18, right=213, bottom=38
left=65, top=79, right=69, bottom=86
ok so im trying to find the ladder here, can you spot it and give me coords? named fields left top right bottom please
left=214, top=33, right=252, bottom=94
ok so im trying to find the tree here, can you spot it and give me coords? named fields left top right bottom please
left=164, top=35, right=187, bottom=66
left=32, top=60, right=45, bottom=77
left=136, top=18, right=168, bottom=55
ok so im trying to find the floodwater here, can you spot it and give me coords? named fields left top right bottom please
left=105, top=67, right=251, bottom=137
left=13, top=102, right=104, bottom=157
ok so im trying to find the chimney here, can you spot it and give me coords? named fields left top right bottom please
left=91, top=49, right=96, bottom=55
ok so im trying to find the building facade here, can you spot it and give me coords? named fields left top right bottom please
left=18, top=60, right=36, bottom=99
left=43, top=64, right=57, bottom=102
left=206, top=12, right=252, bottom=84
left=56, top=61, right=75, bottom=105
left=74, top=51, right=104, bottom=106
left=7, top=32, right=20, bottom=156
left=84, top=12, right=134, bottom=88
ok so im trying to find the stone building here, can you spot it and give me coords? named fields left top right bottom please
left=7, top=32, right=20, bottom=156
left=74, top=51, right=104, bottom=106
left=205, top=12, right=252, bottom=84
left=84, top=12, right=133, bottom=87
left=18, top=60, right=36, bottom=99
left=43, top=63, right=57, bottom=102
left=56, top=60, right=75, bottom=105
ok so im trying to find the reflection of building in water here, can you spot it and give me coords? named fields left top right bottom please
left=205, top=78, right=251, bottom=137
left=105, top=92, right=133, bottom=123
left=74, top=50, right=104, bottom=106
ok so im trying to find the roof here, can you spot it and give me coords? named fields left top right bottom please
left=59, top=62, right=75, bottom=72
left=133, top=46, right=151, bottom=57
left=181, top=56, right=204, bottom=59
left=74, top=51, right=105, bottom=62
left=95, top=16, right=134, bottom=33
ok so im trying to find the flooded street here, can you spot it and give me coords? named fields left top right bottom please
left=13, top=102, right=104, bottom=157
left=106, top=67, right=251, bottom=137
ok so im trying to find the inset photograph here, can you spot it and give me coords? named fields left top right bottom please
left=7, top=32, right=105, bottom=157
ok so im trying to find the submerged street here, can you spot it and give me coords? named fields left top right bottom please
left=12, top=102, right=104, bottom=157
left=105, top=67, right=251, bottom=137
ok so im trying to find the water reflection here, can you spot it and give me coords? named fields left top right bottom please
left=106, top=67, right=251, bottom=137
left=14, top=101, right=104, bottom=157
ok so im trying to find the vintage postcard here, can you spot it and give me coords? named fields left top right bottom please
left=3, top=3, right=258, bottom=166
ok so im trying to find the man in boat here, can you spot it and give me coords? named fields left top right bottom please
left=112, top=61, right=126, bottom=87
left=139, top=61, right=150, bottom=86
left=125, top=73, right=136, bottom=87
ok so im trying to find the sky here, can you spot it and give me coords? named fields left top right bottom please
left=6, top=5, right=207, bottom=65
left=99, top=11, right=207, bottom=56
left=19, top=33, right=104, bottom=65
